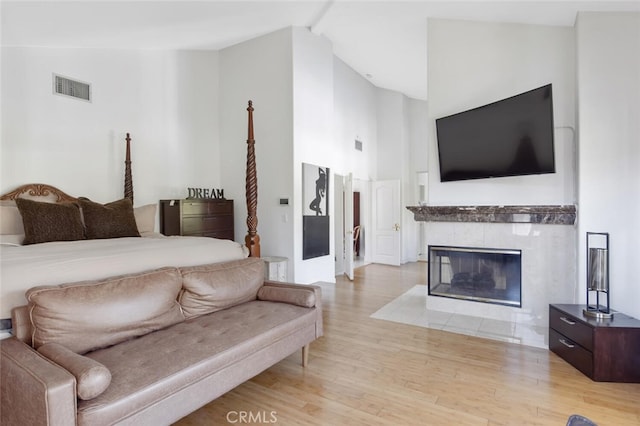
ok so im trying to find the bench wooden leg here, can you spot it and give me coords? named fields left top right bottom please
left=302, top=344, right=309, bottom=367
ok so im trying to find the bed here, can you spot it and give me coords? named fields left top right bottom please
left=0, top=101, right=261, bottom=322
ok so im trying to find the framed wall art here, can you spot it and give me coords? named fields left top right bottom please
left=302, top=163, right=330, bottom=260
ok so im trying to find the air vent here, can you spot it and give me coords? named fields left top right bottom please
left=355, top=139, right=363, bottom=152
left=53, top=74, right=91, bottom=102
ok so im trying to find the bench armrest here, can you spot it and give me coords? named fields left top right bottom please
left=1, top=337, right=77, bottom=426
left=262, top=281, right=323, bottom=338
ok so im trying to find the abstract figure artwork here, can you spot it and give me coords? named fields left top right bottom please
left=302, top=163, right=330, bottom=260
left=308, top=168, right=326, bottom=215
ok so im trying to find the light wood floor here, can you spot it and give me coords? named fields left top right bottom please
left=175, top=262, right=640, bottom=425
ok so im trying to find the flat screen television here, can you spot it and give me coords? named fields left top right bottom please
left=435, top=84, right=555, bottom=182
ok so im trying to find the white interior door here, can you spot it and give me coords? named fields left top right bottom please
left=334, top=173, right=344, bottom=276
left=344, top=174, right=354, bottom=280
left=371, top=180, right=401, bottom=266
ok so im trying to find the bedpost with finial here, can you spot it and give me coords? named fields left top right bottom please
left=124, top=133, right=133, bottom=203
left=245, top=101, right=260, bottom=257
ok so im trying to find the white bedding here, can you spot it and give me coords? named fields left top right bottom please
left=0, top=236, right=249, bottom=319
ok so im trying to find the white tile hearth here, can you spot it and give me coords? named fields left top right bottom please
left=371, top=285, right=548, bottom=349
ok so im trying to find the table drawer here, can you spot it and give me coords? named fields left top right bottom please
left=549, top=306, right=593, bottom=351
left=549, top=329, right=593, bottom=378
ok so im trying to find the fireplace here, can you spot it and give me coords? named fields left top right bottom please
left=428, top=245, right=522, bottom=307
left=408, top=205, right=576, bottom=328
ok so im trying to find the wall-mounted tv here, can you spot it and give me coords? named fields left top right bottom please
left=436, top=84, right=555, bottom=182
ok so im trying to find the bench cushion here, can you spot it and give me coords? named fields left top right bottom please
left=27, top=267, right=184, bottom=354
left=77, top=300, right=317, bottom=425
left=178, top=257, right=264, bottom=319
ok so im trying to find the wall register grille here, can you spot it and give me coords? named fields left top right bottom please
left=53, top=74, right=91, bottom=102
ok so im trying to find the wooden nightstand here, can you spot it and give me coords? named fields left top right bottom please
left=549, top=304, right=640, bottom=382
left=159, top=199, right=234, bottom=240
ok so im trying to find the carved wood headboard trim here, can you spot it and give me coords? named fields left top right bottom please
left=0, top=183, right=77, bottom=202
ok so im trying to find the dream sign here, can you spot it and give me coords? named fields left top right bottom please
left=187, top=188, right=225, bottom=199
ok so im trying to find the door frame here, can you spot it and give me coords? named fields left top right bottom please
left=344, top=173, right=354, bottom=280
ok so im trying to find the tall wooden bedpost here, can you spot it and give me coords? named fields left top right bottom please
left=245, top=101, right=261, bottom=257
left=124, top=133, right=134, bottom=203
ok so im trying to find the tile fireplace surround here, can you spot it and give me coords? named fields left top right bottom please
left=407, top=205, right=577, bottom=331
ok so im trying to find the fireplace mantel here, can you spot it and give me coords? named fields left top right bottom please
left=406, top=205, right=576, bottom=225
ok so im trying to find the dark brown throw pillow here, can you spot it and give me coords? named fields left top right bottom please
left=15, top=198, right=86, bottom=245
left=78, top=197, right=140, bottom=239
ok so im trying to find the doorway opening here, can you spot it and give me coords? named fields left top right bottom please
left=334, top=175, right=369, bottom=278
left=353, top=190, right=364, bottom=268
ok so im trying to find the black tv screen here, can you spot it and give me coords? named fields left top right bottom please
left=436, top=84, right=555, bottom=182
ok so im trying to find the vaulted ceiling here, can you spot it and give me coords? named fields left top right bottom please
left=2, top=1, right=639, bottom=100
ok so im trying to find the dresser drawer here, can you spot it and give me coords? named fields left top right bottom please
left=182, top=216, right=233, bottom=234
left=182, top=201, right=233, bottom=216
left=202, top=230, right=234, bottom=240
left=159, top=199, right=235, bottom=241
left=549, top=306, right=593, bottom=351
left=549, top=329, right=593, bottom=378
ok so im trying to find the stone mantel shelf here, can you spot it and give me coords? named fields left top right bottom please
left=406, top=205, right=576, bottom=225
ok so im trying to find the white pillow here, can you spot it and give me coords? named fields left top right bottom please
left=134, top=203, right=157, bottom=235
left=0, top=234, right=24, bottom=246
left=0, top=200, right=24, bottom=235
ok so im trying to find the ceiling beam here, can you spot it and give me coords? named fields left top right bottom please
left=309, top=0, right=335, bottom=35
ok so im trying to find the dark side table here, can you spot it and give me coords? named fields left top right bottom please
left=549, top=304, right=640, bottom=382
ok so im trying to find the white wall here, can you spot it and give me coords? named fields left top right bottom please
left=0, top=27, right=449, bottom=287
left=291, top=27, right=336, bottom=283
left=405, top=98, right=429, bottom=261
left=220, top=27, right=339, bottom=284
left=376, top=89, right=405, bottom=181
left=409, top=98, right=429, bottom=178
left=219, top=28, right=294, bottom=274
left=375, top=90, right=406, bottom=262
left=375, top=89, right=428, bottom=263
left=332, top=57, right=378, bottom=181
left=332, top=58, right=378, bottom=266
left=576, top=12, right=640, bottom=318
left=332, top=58, right=429, bottom=267
left=427, top=19, right=576, bottom=206
left=1, top=48, right=220, bottom=212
